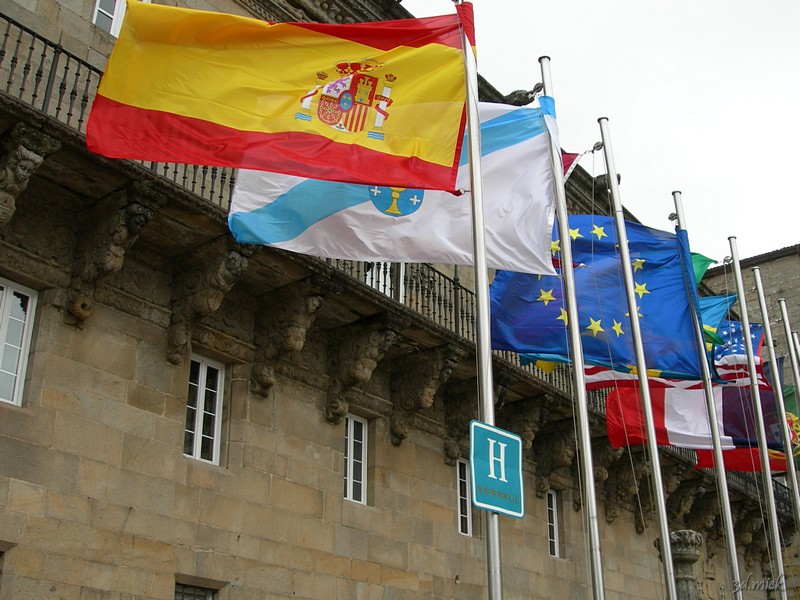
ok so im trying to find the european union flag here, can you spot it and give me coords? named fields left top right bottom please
left=490, top=215, right=704, bottom=380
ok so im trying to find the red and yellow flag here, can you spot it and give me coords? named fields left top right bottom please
left=86, top=2, right=473, bottom=192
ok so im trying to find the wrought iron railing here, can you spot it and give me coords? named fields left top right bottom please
left=1, top=11, right=791, bottom=512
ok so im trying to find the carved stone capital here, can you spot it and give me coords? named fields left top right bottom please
left=442, top=379, right=478, bottom=465
left=166, top=241, right=251, bottom=365
left=389, top=345, right=463, bottom=446
left=251, top=275, right=341, bottom=396
left=65, top=181, right=165, bottom=327
left=573, top=438, right=624, bottom=511
left=324, top=315, right=403, bottom=424
left=0, top=122, right=61, bottom=228
left=655, top=530, right=704, bottom=600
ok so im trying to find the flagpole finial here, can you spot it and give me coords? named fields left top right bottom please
left=668, top=213, right=678, bottom=222
left=592, top=142, right=603, bottom=152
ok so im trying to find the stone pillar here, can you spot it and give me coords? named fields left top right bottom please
left=655, top=529, right=704, bottom=600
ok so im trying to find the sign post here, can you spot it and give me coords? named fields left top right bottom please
left=470, top=420, right=524, bottom=518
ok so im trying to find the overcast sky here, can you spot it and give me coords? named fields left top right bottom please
left=400, top=0, right=799, bottom=263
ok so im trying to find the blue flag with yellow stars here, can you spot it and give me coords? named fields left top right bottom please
left=490, top=215, right=704, bottom=381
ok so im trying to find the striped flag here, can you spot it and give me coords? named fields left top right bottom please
left=86, top=1, right=473, bottom=191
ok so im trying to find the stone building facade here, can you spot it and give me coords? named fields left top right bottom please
left=0, top=0, right=796, bottom=599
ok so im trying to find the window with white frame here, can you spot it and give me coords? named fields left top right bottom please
left=92, top=0, right=149, bottom=37
left=546, top=489, right=562, bottom=557
left=183, top=356, right=224, bottom=465
left=0, top=277, right=37, bottom=407
left=456, top=458, right=473, bottom=536
left=343, top=414, right=368, bottom=504
left=174, top=583, right=214, bottom=600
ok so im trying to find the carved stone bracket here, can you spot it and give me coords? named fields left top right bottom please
left=166, top=240, right=251, bottom=365
left=604, top=448, right=651, bottom=523
left=655, top=530, right=704, bottom=600
left=497, top=396, right=548, bottom=454
left=389, top=344, right=463, bottom=446
left=251, top=275, right=342, bottom=396
left=572, top=438, right=624, bottom=511
left=635, top=462, right=688, bottom=534
left=65, top=181, right=166, bottom=327
left=324, top=314, right=405, bottom=424
left=532, top=424, right=576, bottom=498
left=667, top=478, right=708, bottom=525
left=442, top=379, right=478, bottom=465
left=0, top=122, right=61, bottom=228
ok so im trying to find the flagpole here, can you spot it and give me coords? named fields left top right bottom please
left=779, top=300, right=800, bottom=506
left=598, top=118, right=677, bottom=600
left=456, top=5, right=503, bottom=598
left=728, top=238, right=787, bottom=598
left=757, top=284, right=800, bottom=525
left=539, top=56, right=606, bottom=600
left=671, top=192, right=743, bottom=598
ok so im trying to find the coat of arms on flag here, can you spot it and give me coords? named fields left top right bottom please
left=297, top=60, right=395, bottom=140
left=369, top=186, right=424, bottom=216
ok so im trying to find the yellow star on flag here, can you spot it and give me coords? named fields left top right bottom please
left=569, top=227, right=583, bottom=240
left=586, top=318, right=604, bottom=337
left=551, top=239, right=561, bottom=254
left=537, top=289, right=556, bottom=306
left=590, top=224, right=607, bottom=240
left=612, top=320, right=624, bottom=337
left=556, top=307, right=568, bottom=325
left=632, top=258, right=645, bottom=272
left=634, top=282, right=650, bottom=298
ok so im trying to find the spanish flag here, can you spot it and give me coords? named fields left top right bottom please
left=86, top=1, right=473, bottom=192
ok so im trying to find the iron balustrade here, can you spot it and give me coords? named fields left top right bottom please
left=0, top=11, right=792, bottom=513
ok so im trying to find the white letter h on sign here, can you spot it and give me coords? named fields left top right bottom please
left=487, top=438, right=508, bottom=482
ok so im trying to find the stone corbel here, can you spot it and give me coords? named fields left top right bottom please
left=684, top=491, right=721, bottom=558
left=572, top=437, right=624, bottom=511
left=604, top=448, right=650, bottom=523
left=635, top=462, right=688, bottom=534
left=0, top=123, right=61, bottom=228
left=442, top=379, right=478, bottom=465
left=389, top=344, right=463, bottom=446
left=166, top=240, right=251, bottom=365
left=324, top=314, right=406, bottom=424
left=532, top=424, right=577, bottom=498
left=65, top=181, right=165, bottom=327
left=251, top=275, right=342, bottom=396
left=497, top=396, right=547, bottom=455
left=667, top=478, right=708, bottom=525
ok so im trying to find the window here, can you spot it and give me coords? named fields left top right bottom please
left=184, top=356, right=224, bottom=465
left=546, top=489, right=562, bottom=557
left=174, top=583, right=214, bottom=600
left=0, top=277, right=37, bottom=406
left=343, top=415, right=367, bottom=504
left=456, top=459, right=473, bottom=536
left=92, top=0, right=149, bottom=37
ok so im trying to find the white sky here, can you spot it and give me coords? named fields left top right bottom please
left=400, top=0, right=800, bottom=262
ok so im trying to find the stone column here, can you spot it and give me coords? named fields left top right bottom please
left=655, top=529, right=704, bottom=600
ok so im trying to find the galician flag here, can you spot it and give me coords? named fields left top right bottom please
left=228, top=99, right=559, bottom=276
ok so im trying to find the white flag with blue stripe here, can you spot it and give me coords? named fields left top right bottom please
left=229, top=99, right=558, bottom=275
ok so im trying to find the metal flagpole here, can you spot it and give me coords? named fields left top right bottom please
left=779, top=300, right=800, bottom=505
left=455, top=4, right=502, bottom=597
left=539, top=56, right=606, bottom=600
left=597, top=117, right=677, bottom=600
left=754, top=273, right=800, bottom=527
left=670, top=192, right=743, bottom=599
left=727, top=238, right=787, bottom=599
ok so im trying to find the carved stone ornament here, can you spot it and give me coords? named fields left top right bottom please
left=324, top=315, right=403, bottom=424
left=573, top=438, right=624, bottom=511
left=498, top=397, right=545, bottom=453
left=654, top=530, right=704, bottom=600
left=251, top=275, right=341, bottom=396
left=166, top=242, right=251, bottom=365
left=0, top=122, right=61, bottom=228
left=442, top=379, right=478, bottom=465
left=65, top=181, right=165, bottom=327
left=634, top=462, right=688, bottom=534
left=532, top=426, right=576, bottom=498
left=667, top=479, right=708, bottom=525
left=389, top=345, right=463, bottom=446
left=604, top=448, right=651, bottom=523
